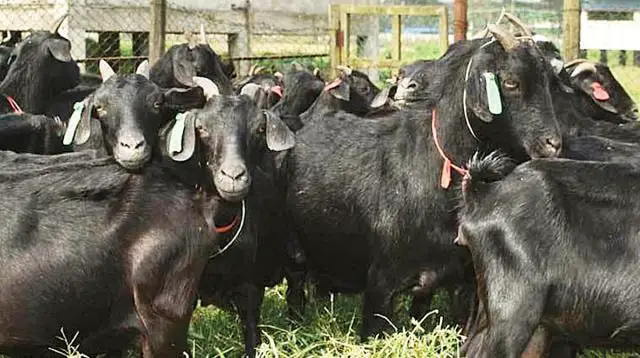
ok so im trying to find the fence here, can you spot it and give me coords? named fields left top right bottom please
left=1, top=0, right=639, bottom=82
left=0, top=0, right=332, bottom=78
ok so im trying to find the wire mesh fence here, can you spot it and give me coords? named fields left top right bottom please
left=0, top=0, right=332, bottom=78
left=468, top=0, right=563, bottom=40
left=1, top=0, right=640, bottom=82
left=164, top=1, right=332, bottom=79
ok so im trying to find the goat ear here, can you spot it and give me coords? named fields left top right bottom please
left=47, top=38, right=72, bottom=62
left=99, top=60, right=116, bottom=82
left=135, top=60, right=150, bottom=78
left=264, top=111, right=295, bottom=151
left=173, top=60, right=197, bottom=87
left=163, top=86, right=206, bottom=110
left=167, top=112, right=196, bottom=162
left=240, top=83, right=262, bottom=99
left=192, top=76, right=220, bottom=100
left=574, top=76, right=618, bottom=114
left=328, top=80, right=350, bottom=101
left=62, top=100, right=92, bottom=146
left=370, top=86, right=392, bottom=109
left=469, top=72, right=502, bottom=123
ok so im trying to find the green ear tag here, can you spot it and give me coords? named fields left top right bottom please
left=482, top=72, right=502, bottom=115
left=169, top=112, right=187, bottom=154
left=62, top=101, right=85, bottom=145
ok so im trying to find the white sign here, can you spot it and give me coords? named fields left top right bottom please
left=580, top=11, right=640, bottom=50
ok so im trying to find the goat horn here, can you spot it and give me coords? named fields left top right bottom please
left=570, top=61, right=597, bottom=78
left=274, top=71, right=284, bottom=80
left=253, top=66, right=265, bottom=74
left=564, top=58, right=588, bottom=68
left=192, top=76, right=220, bottom=100
left=199, top=24, right=207, bottom=44
left=313, top=68, right=320, bottom=76
left=503, top=13, right=533, bottom=37
left=50, top=14, right=68, bottom=33
left=336, top=65, right=352, bottom=76
left=249, top=64, right=258, bottom=75
left=487, top=24, right=518, bottom=51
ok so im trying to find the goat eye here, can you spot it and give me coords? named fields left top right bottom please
left=153, top=101, right=161, bottom=109
left=197, top=126, right=210, bottom=139
left=95, top=106, right=107, bottom=117
left=503, top=80, right=519, bottom=90
left=258, top=124, right=266, bottom=133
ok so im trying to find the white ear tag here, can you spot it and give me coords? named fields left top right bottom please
left=62, top=101, right=85, bottom=145
left=169, top=112, right=187, bottom=154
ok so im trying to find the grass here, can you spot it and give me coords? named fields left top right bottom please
left=185, top=286, right=461, bottom=358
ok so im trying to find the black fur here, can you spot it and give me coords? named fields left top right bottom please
left=270, top=70, right=324, bottom=131
left=0, top=114, right=66, bottom=154
left=459, top=154, right=640, bottom=357
left=0, top=31, right=79, bottom=114
left=0, top=133, right=221, bottom=357
left=180, top=95, right=298, bottom=357
left=284, top=37, right=562, bottom=338
left=149, top=43, right=233, bottom=95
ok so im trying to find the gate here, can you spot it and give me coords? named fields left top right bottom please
left=328, top=4, right=450, bottom=79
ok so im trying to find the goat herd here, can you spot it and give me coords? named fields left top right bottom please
left=0, top=11, right=639, bottom=358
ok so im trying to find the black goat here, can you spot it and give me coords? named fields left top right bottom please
left=0, top=16, right=80, bottom=115
left=149, top=27, right=233, bottom=95
left=284, top=25, right=562, bottom=339
left=459, top=152, right=640, bottom=357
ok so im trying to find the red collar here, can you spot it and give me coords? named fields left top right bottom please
left=214, top=215, right=240, bottom=234
left=2, top=94, right=23, bottom=114
left=431, top=108, right=469, bottom=189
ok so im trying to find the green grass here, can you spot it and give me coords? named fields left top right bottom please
left=184, top=286, right=462, bottom=358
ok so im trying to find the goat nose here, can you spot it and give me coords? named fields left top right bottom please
left=544, top=135, right=562, bottom=157
left=400, top=78, right=418, bottom=90
left=221, top=164, right=247, bottom=180
left=119, top=139, right=145, bottom=149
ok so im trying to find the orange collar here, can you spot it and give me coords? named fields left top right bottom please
left=431, top=108, right=468, bottom=189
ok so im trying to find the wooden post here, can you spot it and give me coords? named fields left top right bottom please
left=329, top=4, right=341, bottom=79
left=562, top=0, right=581, bottom=61
left=228, top=31, right=250, bottom=77
left=228, top=0, right=251, bottom=77
left=453, top=0, right=467, bottom=42
left=341, top=12, right=352, bottom=66
left=439, top=6, right=449, bottom=54
left=391, top=15, right=402, bottom=62
left=149, top=0, right=166, bottom=66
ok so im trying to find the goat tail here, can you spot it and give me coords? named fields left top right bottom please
left=462, top=151, right=516, bottom=201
